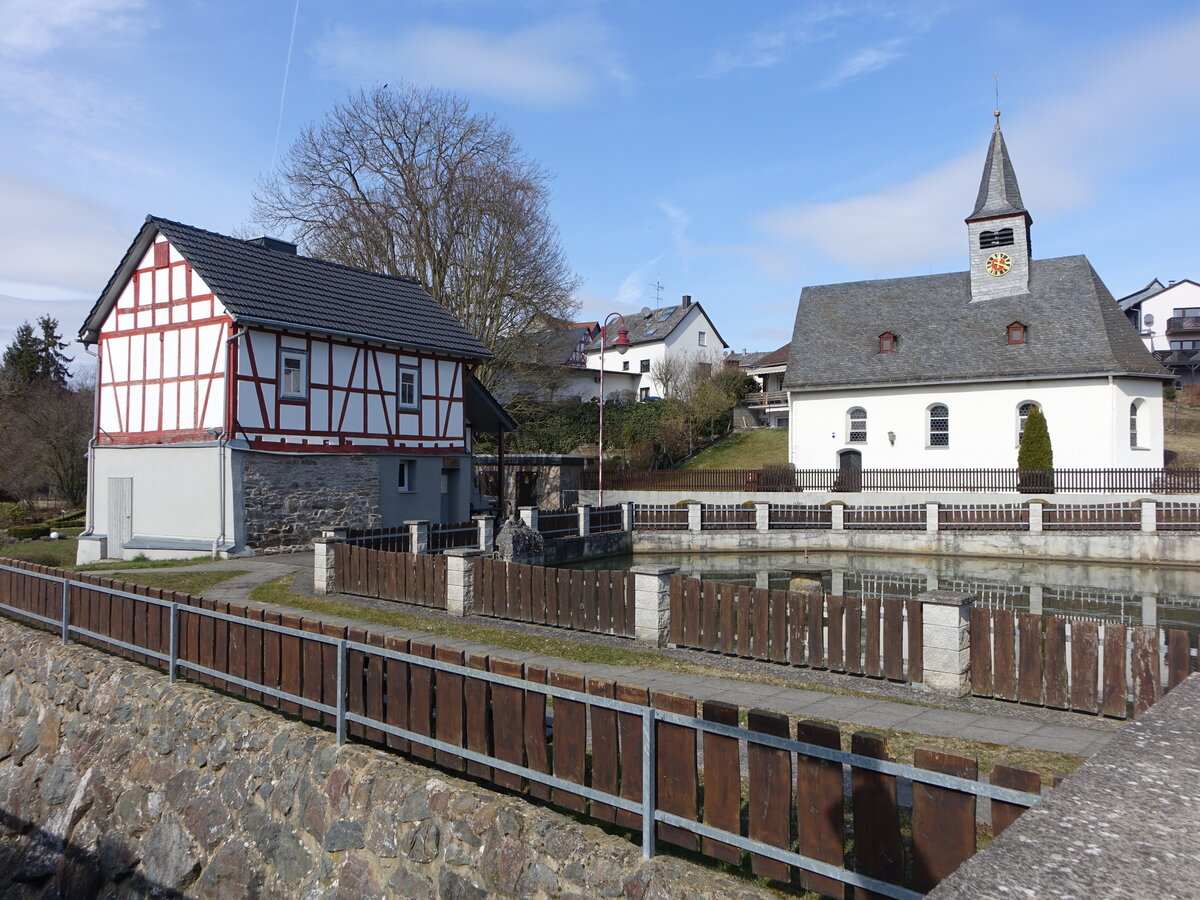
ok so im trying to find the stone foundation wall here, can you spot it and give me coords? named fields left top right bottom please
left=238, top=452, right=381, bottom=552
left=0, top=620, right=776, bottom=899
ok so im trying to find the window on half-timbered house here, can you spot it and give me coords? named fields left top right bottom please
left=398, top=366, right=420, bottom=409
left=280, top=350, right=308, bottom=400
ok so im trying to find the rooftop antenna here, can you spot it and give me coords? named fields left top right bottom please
left=649, top=278, right=664, bottom=310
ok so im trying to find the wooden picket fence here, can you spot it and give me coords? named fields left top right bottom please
left=0, top=556, right=1044, bottom=896
left=475, top=557, right=634, bottom=637
left=968, top=609, right=1198, bottom=718
left=668, top=577, right=923, bottom=683
left=332, top=543, right=446, bottom=608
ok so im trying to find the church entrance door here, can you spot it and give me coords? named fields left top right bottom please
left=835, top=450, right=862, bottom=492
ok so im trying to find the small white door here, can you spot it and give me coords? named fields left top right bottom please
left=108, top=477, right=132, bottom=557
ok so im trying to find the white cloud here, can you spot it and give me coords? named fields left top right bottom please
left=315, top=14, right=630, bottom=107
left=753, top=13, right=1200, bottom=272
left=0, top=171, right=129, bottom=296
left=0, top=0, right=148, bottom=56
left=819, top=38, right=907, bottom=89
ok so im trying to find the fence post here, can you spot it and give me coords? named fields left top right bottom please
left=407, top=520, right=430, bottom=554
left=630, top=565, right=678, bottom=647
left=519, top=506, right=539, bottom=531
left=578, top=504, right=592, bottom=537
left=621, top=501, right=635, bottom=532
left=1028, top=500, right=1043, bottom=533
left=1140, top=499, right=1157, bottom=533
left=336, top=638, right=348, bottom=745
left=60, top=578, right=69, bottom=645
left=755, top=501, right=770, bottom=533
left=641, top=706, right=657, bottom=860
left=313, top=528, right=346, bottom=595
left=687, top=502, right=701, bottom=532
left=444, top=549, right=481, bottom=617
left=474, top=514, right=495, bottom=552
left=914, top=591, right=976, bottom=696
left=926, top=502, right=939, bottom=534
left=168, top=602, right=179, bottom=683
left=830, top=501, right=845, bottom=532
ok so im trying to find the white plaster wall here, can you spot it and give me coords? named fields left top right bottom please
left=788, top=377, right=1165, bottom=469
left=84, top=445, right=234, bottom=559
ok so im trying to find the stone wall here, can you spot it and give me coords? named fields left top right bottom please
left=0, top=619, right=777, bottom=899
left=238, top=452, right=381, bottom=552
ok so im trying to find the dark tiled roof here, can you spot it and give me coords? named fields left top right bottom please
left=968, top=123, right=1027, bottom=220
left=81, top=216, right=491, bottom=359
left=1118, top=278, right=1167, bottom=312
left=526, top=325, right=593, bottom=365
left=783, top=255, right=1172, bottom=391
left=728, top=351, right=769, bottom=368
left=754, top=344, right=790, bottom=367
left=592, top=301, right=728, bottom=349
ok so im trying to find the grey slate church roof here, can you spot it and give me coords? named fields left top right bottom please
left=782, top=256, right=1170, bottom=391
left=81, top=216, right=492, bottom=359
left=968, top=118, right=1027, bottom=220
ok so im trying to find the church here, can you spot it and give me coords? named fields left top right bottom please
left=783, top=113, right=1171, bottom=477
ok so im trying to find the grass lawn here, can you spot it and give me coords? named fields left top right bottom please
left=96, top=569, right=249, bottom=595
left=680, top=429, right=788, bottom=470
left=1, top=538, right=80, bottom=568
left=250, top=574, right=1082, bottom=782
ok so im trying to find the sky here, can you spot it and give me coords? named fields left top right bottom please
left=2, top=0, right=1199, bottom=370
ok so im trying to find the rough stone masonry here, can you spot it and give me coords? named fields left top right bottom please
left=0, top=619, right=777, bottom=899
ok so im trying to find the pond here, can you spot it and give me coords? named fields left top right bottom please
left=561, top=549, right=1200, bottom=633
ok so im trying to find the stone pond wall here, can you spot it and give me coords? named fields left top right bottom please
left=238, top=453, right=381, bottom=553
left=0, top=619, right=776, bottom=899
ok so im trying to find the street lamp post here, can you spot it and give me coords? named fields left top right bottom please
left=598, top=313, right=630, bottom=507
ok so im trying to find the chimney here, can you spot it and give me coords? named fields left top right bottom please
left=246, top=236, right=298, bottom=255
left=681, top=294, right=692, bottom=307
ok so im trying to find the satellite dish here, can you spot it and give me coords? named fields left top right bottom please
left=1144, top=314, right=1155, bottom=326
left=640, top=306, right=652, bottom=318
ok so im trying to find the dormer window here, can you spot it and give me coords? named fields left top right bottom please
left=979, top=227, right=1014, bottom=249
left=1007, top=322, right=1026, bottom=345
left=879, top=332, right=896, bottom=353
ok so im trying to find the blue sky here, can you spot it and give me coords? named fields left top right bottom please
left=2, top=0, right=1199, bottom=365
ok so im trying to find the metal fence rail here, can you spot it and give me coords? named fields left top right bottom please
left=0, top=560, right=1042, bottom=898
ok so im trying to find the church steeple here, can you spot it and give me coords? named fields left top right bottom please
left=966, top=111, right=1032, bottom=301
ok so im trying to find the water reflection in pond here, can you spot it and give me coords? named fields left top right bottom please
left=561, top=550, right=1200, bottom=634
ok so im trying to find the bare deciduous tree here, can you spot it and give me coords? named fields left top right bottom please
left=253, top=84, right=580, bottom=387
left=650, top=352, right=689, bottom=399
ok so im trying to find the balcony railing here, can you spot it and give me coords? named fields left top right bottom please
left=744, top=390, right=788, bottom=408
left=1165, top=316, right=1200, bottom=336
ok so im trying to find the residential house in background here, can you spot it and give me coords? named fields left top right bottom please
left=583, top=295, right=728, bottom=401
left=76, top=215, right=511, bottom=561
left=1118, top=278, right=1200, bottom=384
left=783, top=115, right=1172, bottom=480
left=500, top=320, right=637, bottom=403
left=728, top=344, right=790, bottom=427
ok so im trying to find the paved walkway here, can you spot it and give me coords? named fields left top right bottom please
left=90, top=553, right=1121, bottom=758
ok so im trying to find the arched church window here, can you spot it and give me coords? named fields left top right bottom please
left=1130, top=400, right=1143, bottom=448
left=928, top=404, right=949, bottom=447
left=1017, top=401, right=1038, bottom=445
left=848, top=407, right=867, bottom=443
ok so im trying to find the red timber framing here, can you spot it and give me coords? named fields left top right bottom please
left=234, top=328, right=468, bottom=454
left=96, top=236, right=231, bottom=445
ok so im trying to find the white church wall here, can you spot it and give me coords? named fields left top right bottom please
left=788, top=377, right=1165, bottom=470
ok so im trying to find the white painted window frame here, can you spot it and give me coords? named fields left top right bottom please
left=279, top=349, right=309, bottom=401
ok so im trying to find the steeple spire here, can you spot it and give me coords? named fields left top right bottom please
left=967, top=110, right=1026, bottom=221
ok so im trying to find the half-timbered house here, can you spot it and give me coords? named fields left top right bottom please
left=76, top=216, right=512, bottom=561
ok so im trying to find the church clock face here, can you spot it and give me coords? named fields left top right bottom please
left=985, top=251, right=1013, bottom=276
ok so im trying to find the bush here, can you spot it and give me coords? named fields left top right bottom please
left=1180, top=384, right=1200, bottom=407
left=0, top=501, right=31, bottom=529
left=1018, top=406, right=1054, bottom=493
left=8, top=524, right=50, bottom=540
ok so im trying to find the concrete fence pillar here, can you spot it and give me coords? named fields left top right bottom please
left=519, top=507, right=538, bottom=531
left=755, top=502, right=770, bottom=533
left=830, top=502, right=845, bottom=532
left=1028, top=583, right=1044, bottom=615
left=621, top=501, right=635, bottom=532
left=444, top=549, right=482, bottom=617
left=1141, top=500, right=1157, bottom=533
left=313, top=528, right=346, bottom=594
left=406, top=520, right=430, bottom=554
left=687, top=502, right=702, bottom=532
left=474, top=514, right=495, bottom=552
left=631, top=564, right=678, bottom=646
left=578, top=504, right=592, bottom=537
left=1028, top=501, right=1043, bottom=533
left=915, top=590, right=976, bottom=696
left=926, top=502, right=939, bottom=533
